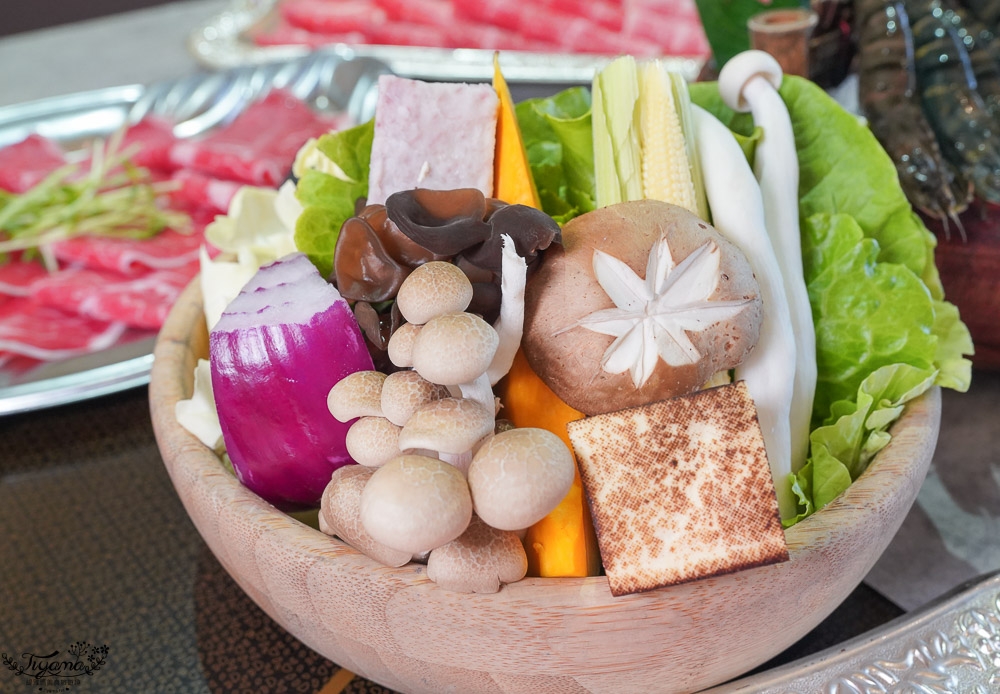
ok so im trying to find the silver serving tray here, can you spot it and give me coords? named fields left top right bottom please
left=0, top=52, right=388, bottom=415
left=711, top=571, right=1000, bottom=693
left=188, top=0, right=705, bottom=83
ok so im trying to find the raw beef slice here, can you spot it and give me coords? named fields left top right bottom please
left=0, top=296, right=125, bottom=361
left=0, top=135, right=67, bottom=193
left=52, top=228, right=206, bottom=276
left=0, top=260, right=49, bottom=297
left=167, top=90, right=342, bottom=186
left=32, top=265, right=196, bottom=330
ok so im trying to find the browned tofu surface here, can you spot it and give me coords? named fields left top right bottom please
left=568, top=381, right=788, bottom=597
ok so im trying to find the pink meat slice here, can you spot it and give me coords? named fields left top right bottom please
left=123, top=117, right=179, bottom=171
left=455, top=0, right=520, bottom=31
left=52, top=226, right=208, bottom=276
left=623, top=6, right=709, bottom=55
left=168, top=170, right=241, bottom=214
left=374, top=0, right=454, bottom=25
left=168, top=91, right=340, bottom=186
left=0, top=135, right=67, bottom=193
left=32, top=264, right=197, bottom=330
left=281, top=0, right=385, bottom=34
left=251, top=20, right=366, bottom=47
left=364, top=21, right=450, bottom=47
left=367, top=75, right=498, bottom=205
left=0, top=260, right=49, bottom=297
left=0, top=296, right=126, bottom=361
left=538, top=0, right=623, bottom=31
left=442, top=20, right=555, bottom=50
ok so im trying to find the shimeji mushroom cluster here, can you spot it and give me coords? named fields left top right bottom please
left=322, top=259, right=576, bottom=593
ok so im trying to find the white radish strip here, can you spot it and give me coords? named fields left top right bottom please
left=487, top=234, right=527, bottom=385
left=719, top=51, right=816, bottom=473
left=693, top=105, right=797, bottom=519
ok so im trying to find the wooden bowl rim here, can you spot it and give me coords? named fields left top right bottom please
left=150, top=278, right=942, bottom=594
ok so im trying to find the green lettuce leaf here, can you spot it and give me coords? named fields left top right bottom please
left=786, top=363, right=937, bottom=526
left=803, top=213, right=937, bottom=420
left=931, top=299, right=974, bottom=392
left=293, top=119, right=374, bottom=277
left=516, top=87, right=595, bottom=224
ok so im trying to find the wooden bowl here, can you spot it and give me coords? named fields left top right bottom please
left=150, top=280, right=941, bottom=694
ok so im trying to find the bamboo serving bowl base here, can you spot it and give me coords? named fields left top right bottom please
left=151, top=280, right=942, bottom=694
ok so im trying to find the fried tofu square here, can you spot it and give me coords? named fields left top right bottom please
left=567, top=381, right=788, bottom=597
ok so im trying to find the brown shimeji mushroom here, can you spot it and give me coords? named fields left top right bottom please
left=360, top=454, right=473, bottom=555
left=380, top=370, right=450, bottom=427
left=319, top=466, right=411, bottom=567
left=467, top=428, right=576, bottom=531
left=426, top=516, right=528, bottom=593
left=327, top=370, right=387, bottom=422
left=345, top=416, right=402, bottom=467
left=398, top=397, right=495, bottom=473
left=386, top=323, right=421, bottom=368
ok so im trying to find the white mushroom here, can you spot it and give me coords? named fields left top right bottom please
left=396, top=261, right=473, bottom=325
left=693, top=105, right=797, bottom=517
left=380, top=370, right=450, bottom=427
left=719, top=50, right=816, bottom=473
left=398, top=397, right=495, bottom=472
left=411, top=311, right=498, bottom=413
left=345, top=416, right=402, bottom=467
left=360, top=454, right=473, bottom=555
left=319, top=466, right=411, bottom=567
left=387, top=322, right=421, bottom=368
left=327, top=371, right=387, bottom=422
left=467, top=428, right=576, bottom=531
left=426, top=515, right=528, bottom=593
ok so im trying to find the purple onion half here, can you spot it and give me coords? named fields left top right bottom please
left=210, top=253, right=373, bottom=510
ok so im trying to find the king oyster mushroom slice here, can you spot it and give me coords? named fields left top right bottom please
left=360, top=454, right=473, bottom=555
left=380, top=370, right=451, bottom=427
left=468, top=428, right=576, bottom=531
left=328, top=370, right=387, bottom=422
left=426, top=515, right=528, bottom=594
left=387, top=322, right=421, bottom=368
left=345, top=416, right=402, bottom=467
left=398, top=397, right=495, bottom=472
left=396, top=261, right=474, bottom=326
left=319, top=466, right=411, bottom=567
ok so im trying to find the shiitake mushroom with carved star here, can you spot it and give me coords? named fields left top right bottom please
left=522, top=200, right=763, bottom=415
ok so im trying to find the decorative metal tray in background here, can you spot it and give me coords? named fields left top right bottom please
left=188, top=0, right=705, bottom=83
left=0, top=52, right=388, bottom=415
left=709, top=570, right=1000, bottom=693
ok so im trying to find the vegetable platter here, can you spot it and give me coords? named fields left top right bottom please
left=152, top=43, right=968, bottom=691
left=0, top=52, right=386, bottom=415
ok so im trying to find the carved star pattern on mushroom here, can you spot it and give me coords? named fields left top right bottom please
left=569, top=237, right=754, bottom=389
